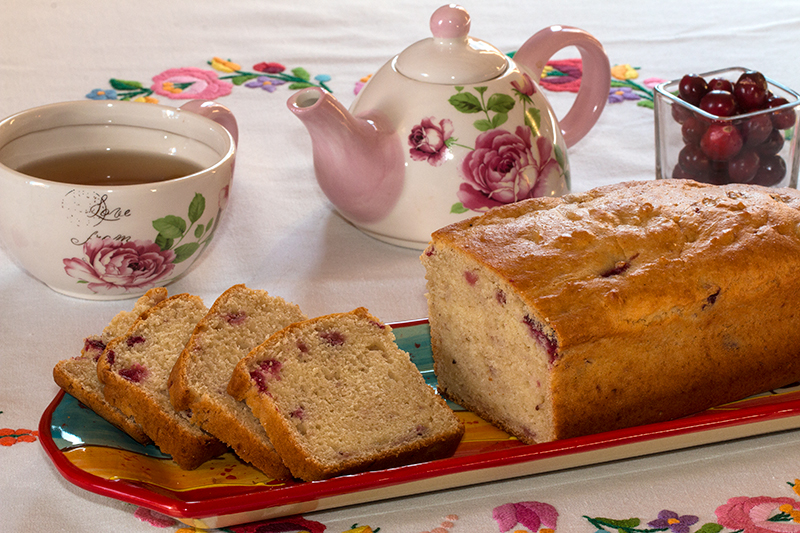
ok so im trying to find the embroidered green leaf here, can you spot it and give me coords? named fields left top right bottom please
left=473, top=119, right=493, bottom=132
left=593, top=517, right=641, bottom=529
left=155, top=233, right=174, bottom=251
left=173, top=242, right=200, bottom=263
left=292, top=67, right=311, bottom=82
left=231, top=74, right=259, bottom=86
left=195, top=224, right=204, bottom=239
left=491, top=112, right=508, bottom=129
left=187, top=193, right=205, bottom=224
left=110, top=79, right=143, bottom=90
left=449, top=92, right=483, bottom=114
left=152, top=215, right=186, bottom=239
left=486, top=93, right=515, bottom=114
left=696, top=523, right=724, bottom=533
left=450, top=202, right=468, bottom=214
left=289, top=82, right=315, bottom=90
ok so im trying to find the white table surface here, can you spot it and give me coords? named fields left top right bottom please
left=3, top=0, right=800, bottom=531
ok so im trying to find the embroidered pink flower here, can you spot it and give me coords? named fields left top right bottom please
left=408, top=117, right=454, bottom=166
left=458, top=126, right=562, bottom=212
left=716, top=496, right=800, bottom=533
left=253, top=62, right=286, bottom=74
left=540, top=58, right=582, bottom=93
left=493, top=501, right=558, bottom=533
left=64, top=237, right=176, bottom=294
left=151, top=67, right=233, bottom=100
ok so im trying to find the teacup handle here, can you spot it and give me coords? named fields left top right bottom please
left=179, top=100, right=239, bottom=145
left=513, top=26, right=610, bottom=148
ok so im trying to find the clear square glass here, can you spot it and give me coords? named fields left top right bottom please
left=654, top=66, right=800, bottom=188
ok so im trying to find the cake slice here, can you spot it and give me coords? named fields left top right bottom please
left=53, top=287, right=168, bottom=444
left=97, top=293, right=228, bottom=469
left=228, top=307, right=465, bottom=482
left=168, top=284, right=307, bottom=478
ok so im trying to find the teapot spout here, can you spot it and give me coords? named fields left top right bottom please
left=287, top=87, right=404, bottom=224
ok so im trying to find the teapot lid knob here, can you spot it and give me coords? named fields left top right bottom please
left=430, top=4, right=470, bottom=40
left=395, top=4, right=507, bottom=84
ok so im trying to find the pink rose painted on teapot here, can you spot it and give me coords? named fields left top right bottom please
left=408, top=117, right=454, bottom=167
left=288, top=4, right=610, bottom=249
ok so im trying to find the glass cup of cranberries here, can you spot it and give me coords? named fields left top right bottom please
left=654, top=67, right=799, bottom=188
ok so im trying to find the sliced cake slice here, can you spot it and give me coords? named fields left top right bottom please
left=97, top=293, right=228, bottom=469
left=228, top=307, right=465, bottom=482
left=168, top=284, right=307, bottom=478
left=53, top=287, right=168, bottom=444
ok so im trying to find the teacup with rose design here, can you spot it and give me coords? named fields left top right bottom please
left=0, top=99, right=237, bottom=300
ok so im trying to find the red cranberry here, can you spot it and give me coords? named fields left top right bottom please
left=119, top=363, right=148, bottom=383
left=740, top=114, right=773, bottom=147
left=671, top=102, right=693, bottom=124
left=681, top=115, right=708, bottom=145
left=225, top=312, right=247, bottom=325
left=320, top=330, right=345, bottom=346
left=679, top=74, right=708, bottom=106
left=708, top=78, right=734, bottom=92
left=700, top=123, right=743, bottom=161
left=678, top=144, right=712, bottom=175
left=699, top=90, right=737, bottom=117
left=733, top=71, right=769, bottom=112
left=767, top=96, right=797, bottom=130
left=727, top=151, right=760, bottom=183
left=757, top=128, right=785, bottom=156
left=752, top=155, right=787, bottom=186
left=126, top=336, right=145, bottom=347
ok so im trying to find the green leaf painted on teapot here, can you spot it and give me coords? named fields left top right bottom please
left=449, top=92, right=483, bottom=114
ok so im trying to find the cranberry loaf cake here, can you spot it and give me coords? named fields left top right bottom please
left=169, top=284, right=307, bottom=478
left=421, top=179, right=800, bottom=444
left=53, top=287, right=168, bottom=444
left=97, top=293, right=228, bottom=469
left=228, top=307, right=465, bottom=481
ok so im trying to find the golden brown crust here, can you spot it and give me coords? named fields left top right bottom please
left=427, top=180, right=800, bottom=440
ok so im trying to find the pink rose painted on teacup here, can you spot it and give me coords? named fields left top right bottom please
left=151, top=67, right=233, bottom=100
left=457, top=126, right=562, bottom=212
left=408, top=117, right=454, bottom=167
left=64, top=238, right=176, bottom=294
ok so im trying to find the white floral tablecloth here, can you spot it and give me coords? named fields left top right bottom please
left=3, top=0, right=800, bottom=532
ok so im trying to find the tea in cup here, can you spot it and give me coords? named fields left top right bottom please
left=0, top=99, right=237, bottom=300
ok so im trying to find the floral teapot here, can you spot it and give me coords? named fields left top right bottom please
left=288, top=4, right=610, bottom=249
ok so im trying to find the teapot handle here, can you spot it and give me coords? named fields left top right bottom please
left=179, top=100, right=239, bottom=145
left=513, top=26, right=610, bottom=148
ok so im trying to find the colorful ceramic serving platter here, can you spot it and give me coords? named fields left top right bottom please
left=40, top=318, right=800, bottom=529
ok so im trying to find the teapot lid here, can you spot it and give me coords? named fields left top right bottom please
left=394, top=4, right=508, bottom=84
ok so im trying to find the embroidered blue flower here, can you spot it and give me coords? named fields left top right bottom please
left=608, top=85, right=640, bottom=104
left=314, top=74, right=332, bottom=83
left=647, top=509, right=699, bottom=533
left=86, top=88, right=118, bottom=100
left=244, top=76, right=287, bottom=92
